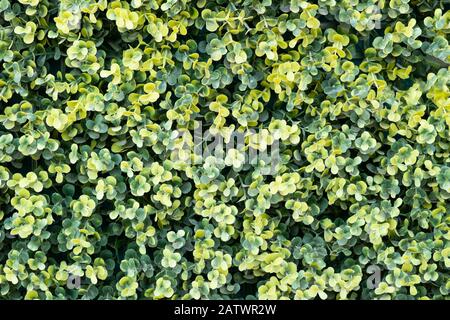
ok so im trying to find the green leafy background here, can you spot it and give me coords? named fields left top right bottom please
left=0, top=0, right=449, bottom=300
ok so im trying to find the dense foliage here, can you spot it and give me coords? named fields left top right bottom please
left=0, top=0, right=449, bottom=300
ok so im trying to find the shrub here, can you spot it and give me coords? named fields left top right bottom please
left=0, top=0, right=449, bottom=300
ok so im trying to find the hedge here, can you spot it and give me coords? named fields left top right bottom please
left=0, top=0, right=449, bottom=300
